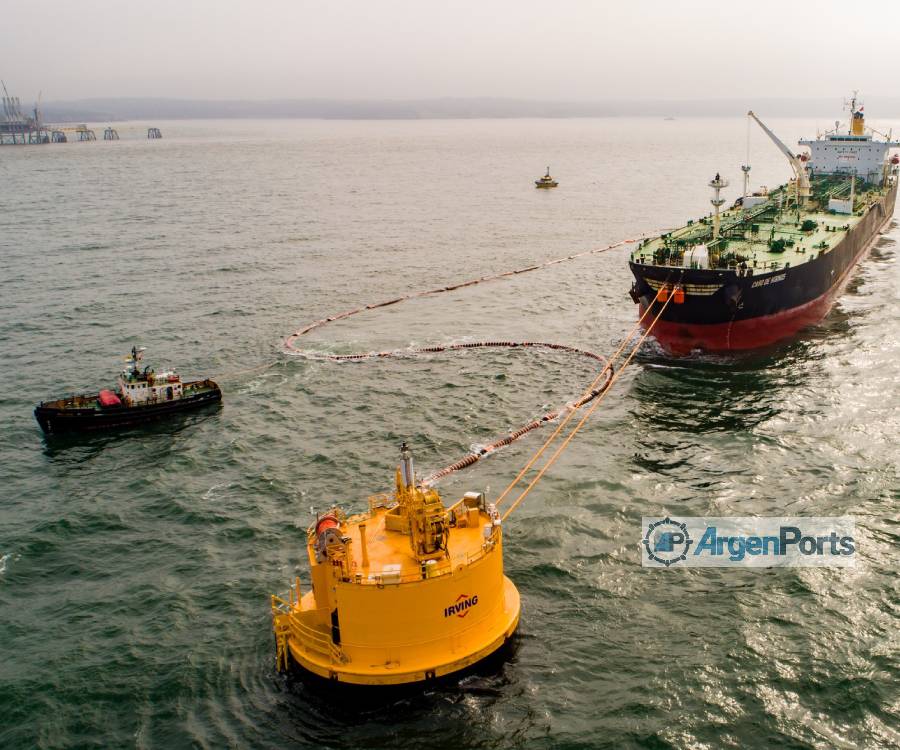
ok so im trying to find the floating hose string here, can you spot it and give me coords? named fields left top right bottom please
left=295, top=340, right=606, bottom=366
left=279, top=235, right=662, bottom=484
left=286, top=339, right=615, bottom=485
left=492, top=297, right=658, bottom=507
left=283, top=235, right=662, bottom=349
left=219, top=235, right=662, bottom=382
left=417, top=342, right=611, bottom=486
left=500, top=275, right=681, bottom=523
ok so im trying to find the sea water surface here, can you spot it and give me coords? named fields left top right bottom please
left=1, top=118, right=898, bottom=749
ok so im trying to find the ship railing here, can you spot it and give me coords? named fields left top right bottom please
left=347, top=533, right=500, bottom=587
left=287, top=615, right=346, bottom=662
left=271, top=591, right=297, bottom=615
left=648, top=256, right=789, bottom=273
left=54, top=394, right=97, bottom=409
left=367, top=493, right=394, bottom=513
left=271, top=594, right=347, bottom=663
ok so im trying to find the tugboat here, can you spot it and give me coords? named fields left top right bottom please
left=535, top=166, right=558, bottom=189
left=34, top=347, right=222, bottom=434
left=271, top=443, right=520, bottom=686
left=628, top=95, right=899, bottom=352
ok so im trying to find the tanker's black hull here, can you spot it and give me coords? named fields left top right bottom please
left=34, top=381, right=222, bottom=434
left=629, top=183, right=896, bottom=352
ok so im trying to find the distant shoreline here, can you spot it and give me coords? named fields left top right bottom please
left=40, top=96, right=900, bottom=123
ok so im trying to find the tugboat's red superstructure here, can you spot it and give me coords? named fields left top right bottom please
left=34, top=346, right=221, bottom=434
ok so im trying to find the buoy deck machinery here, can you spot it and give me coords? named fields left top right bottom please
left=272, top=442, right=521, bottom=685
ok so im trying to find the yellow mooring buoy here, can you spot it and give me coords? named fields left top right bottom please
left=271, top=442, right=521, bottom=685
left=270, top=256, right=677, bottom=687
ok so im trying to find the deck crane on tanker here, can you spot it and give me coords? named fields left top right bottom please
left=748, top=110, right=811, bottom=207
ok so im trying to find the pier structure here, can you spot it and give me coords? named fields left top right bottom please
left=2, top=80, right=165, bottom=146
left=1, top=81, right=48, bottom=145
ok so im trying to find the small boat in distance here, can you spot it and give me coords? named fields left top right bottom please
left=535, top=166, right=558, bottom=189
left=34, top=346, right=222, bottom=434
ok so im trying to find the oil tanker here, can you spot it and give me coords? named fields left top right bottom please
left=629, top=96, right=899, bottom=352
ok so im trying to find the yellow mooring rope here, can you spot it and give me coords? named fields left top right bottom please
left=492, top=294, right=658, bottom=509
left=498, top=274, right=681, bottom=522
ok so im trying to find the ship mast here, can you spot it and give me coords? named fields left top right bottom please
left=709, top=173, right=728, bottom=239
left=741, top=164, right=751, bottom=200
left=741, top=114, right=751, bottom=198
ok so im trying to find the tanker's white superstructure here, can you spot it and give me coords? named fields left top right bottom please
left=800, top=96, right=900, bottom=184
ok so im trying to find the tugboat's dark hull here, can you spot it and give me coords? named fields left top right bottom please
left=629, top=183, right=896, bottom=352
left=34, top=380, right=222, bottom=434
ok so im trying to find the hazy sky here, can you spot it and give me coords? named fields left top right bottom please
left=3, top=0, right=899, bottom=101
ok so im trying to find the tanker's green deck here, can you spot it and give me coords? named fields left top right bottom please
left=631, top=175, right=887, bottom=273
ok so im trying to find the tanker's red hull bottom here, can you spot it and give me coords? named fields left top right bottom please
left=640, top=291, right=835, bottom=354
